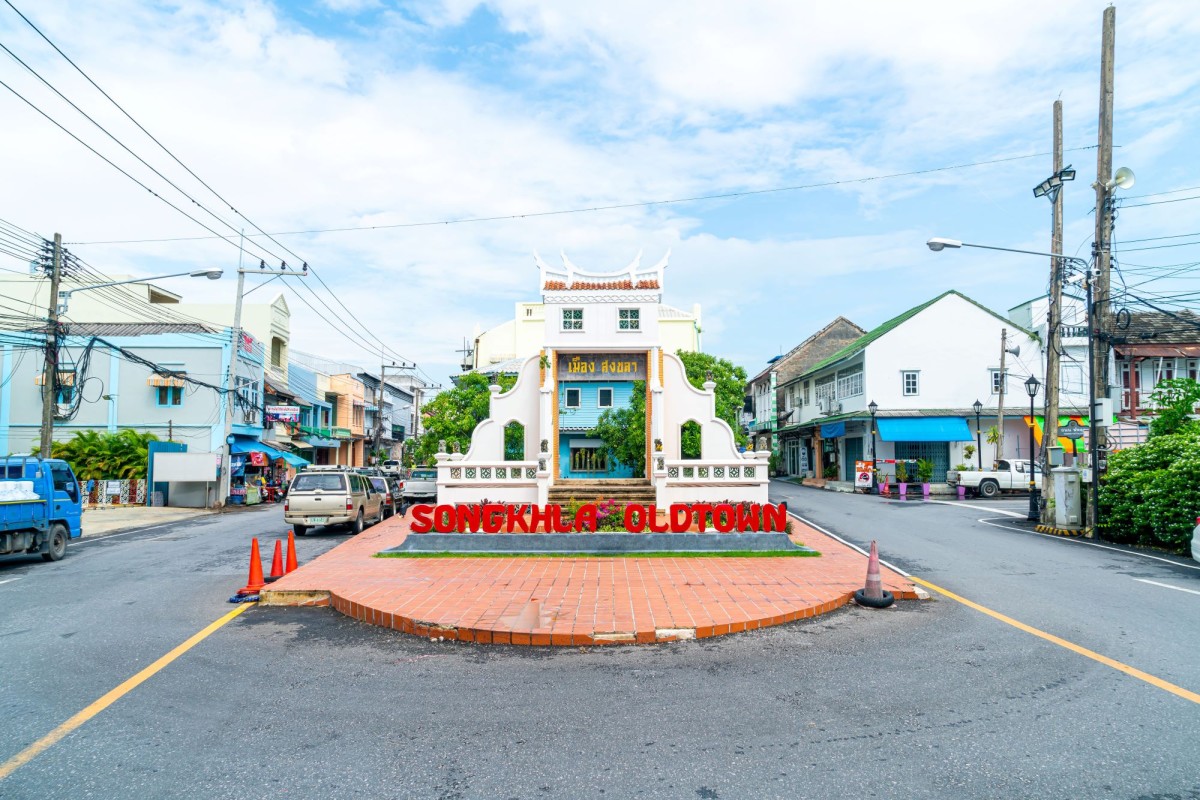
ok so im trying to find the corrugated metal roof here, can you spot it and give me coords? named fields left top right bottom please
left=65, top=322, right=218, bottom=336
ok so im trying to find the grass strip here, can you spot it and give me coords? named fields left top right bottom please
left=375, top=549, right=820, bottom=559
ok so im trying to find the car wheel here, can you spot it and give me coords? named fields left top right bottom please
left=979, top=479, right=1000, bottom=498
left=293, top=524, right=307, bottom=537
left=41, top=524, right=68, bottom=562
left=352, top=510, right=364, bottom=535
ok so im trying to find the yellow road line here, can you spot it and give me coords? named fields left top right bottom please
left=912, top=576, right=1200, bottom=705
left=0, top=603, right=255, bottom=782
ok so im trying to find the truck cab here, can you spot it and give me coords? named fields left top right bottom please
left=0, top=456, right=83, bottom=562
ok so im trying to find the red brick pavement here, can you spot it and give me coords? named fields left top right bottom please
left=259, top=514, right=919, bottom=645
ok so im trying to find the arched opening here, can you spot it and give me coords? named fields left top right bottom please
left=503, top=421, right=525, bottom=461
left=680, top=420, right=702, bottom=460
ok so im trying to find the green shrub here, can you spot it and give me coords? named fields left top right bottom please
left=1099, top=423, right=1200, bottom=552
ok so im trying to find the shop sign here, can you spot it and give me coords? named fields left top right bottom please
left=230, top=455, right=247, bottom=475
left=855, top=460, right=873, bottom=488
left=248, top=451, right=268, bottom=467
left=557, top=353, right=646, bottom=381
left=266, top=405, right=301, bottom=423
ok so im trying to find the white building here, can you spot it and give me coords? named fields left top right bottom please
left=778, top=291, right=1043, bottom=483
left=437, top=252, right=767, bottom=506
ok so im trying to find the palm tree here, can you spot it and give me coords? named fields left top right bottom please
left=37, top=429, right=158, bottom=480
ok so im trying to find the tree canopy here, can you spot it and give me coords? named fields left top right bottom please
left=410, top=373, right=516, bottom=465
left=34, top=429, right=158, bottom=480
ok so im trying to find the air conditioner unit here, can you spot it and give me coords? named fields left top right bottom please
left=818, top=397, right=831, bottom=414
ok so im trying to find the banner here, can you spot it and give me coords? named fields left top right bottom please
left=248, top=451, right=268, bottom=467
left=265, top=405, right=301, bottom=423
left=855, top=460, right=873, bottom=488
left=230, top=454, right=247, bottom=476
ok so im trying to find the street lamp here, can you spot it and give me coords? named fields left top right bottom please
left=1024, top=375, right=1041, bottom=521
left=972, top=399, right=983, bottom=470
left=1032, top=164, right=1076, bottom=202
left=929, top=238, right=1100, bottom=532
left=58, top=268, right=223, bottom=314
left=868, top=400, right=878, bottom=491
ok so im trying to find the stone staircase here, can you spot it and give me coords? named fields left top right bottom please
left=547, top=479, right=657, bottom=505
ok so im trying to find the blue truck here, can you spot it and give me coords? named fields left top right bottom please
left=0, top=456, right=83, bottom=562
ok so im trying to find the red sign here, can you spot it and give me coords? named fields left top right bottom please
left=409, top=503, right=788, bottom=534
left=248, top=451, right=267, bottom=467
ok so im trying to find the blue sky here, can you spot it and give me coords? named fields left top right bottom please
left=1, top=0, right=1198, bottom=388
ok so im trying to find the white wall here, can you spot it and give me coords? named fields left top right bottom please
left=865, top=294, right=1043, bottom=411
left=543, top=299, right=660, bottom=350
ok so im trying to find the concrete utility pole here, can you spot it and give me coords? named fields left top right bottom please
left=219, top=257, right=307, bottom=506
left=1042, top=100, right=1065, bottom=523
left=996, top=328, right=1007, bottom=466
left=1090, top=4, right=1116, bottom=531
left=39, top=233, right=63, bottom=457
left=372, top=360, right=402, bottom=461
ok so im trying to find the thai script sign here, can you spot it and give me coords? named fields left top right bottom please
left=410, top=502, right=788, bottom=533
left=855, top=460, right=872, bottom=488
left=557, top=353, right=646, bottom=381
left=266, top=404, right=301, bottom=422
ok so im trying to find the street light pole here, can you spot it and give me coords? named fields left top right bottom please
left=1025, top=375, right=1041, bottom=521
left=973, top=399, right=983, bottom=470
left=219, top=259, right=307, bottom=506
left=868, top=400, right=878, bottom=492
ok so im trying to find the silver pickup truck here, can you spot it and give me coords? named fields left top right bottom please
left=403, top=468, right=437, bottom=503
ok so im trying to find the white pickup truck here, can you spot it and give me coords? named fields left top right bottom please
left=946, top=459, right=1042, bottom=498
left=402, top=467, right=438, bottom=502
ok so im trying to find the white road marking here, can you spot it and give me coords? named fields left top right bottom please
left=1134, top=578, right=1200, bottom=596
left=927, top=500, right=1025, bottom=518
left=75, top=521, right=189, bottom=545
left=0, top=577, right=22, bottom=586
left=976, top=518, right=1200, bottom=572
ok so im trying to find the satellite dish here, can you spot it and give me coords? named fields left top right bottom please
left=1108, top=167, right=1136, bottom=191
left=1005, top=345, right=1021, bottom=357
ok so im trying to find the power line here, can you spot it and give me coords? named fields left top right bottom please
left=67, top=146, right=1105, bottom=247
left=1119, top=194, right=1200, bottom=209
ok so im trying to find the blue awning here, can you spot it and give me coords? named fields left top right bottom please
left=304, top=437, right=340, bottom=448
left=820, top=422, right=846, bottom=438
left=230, top=439, right=310, bottom=466
left=877, top=417, right=973, bottom=442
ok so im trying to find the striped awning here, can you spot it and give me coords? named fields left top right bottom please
left=146, top=374, right=187, bottom=387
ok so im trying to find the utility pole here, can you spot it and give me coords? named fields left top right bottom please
left=1089, top=4, right=1116, bottom=533
left=996, top=328, right=1007, bottom=466
left=372, top=360, right=403, bottom=462
left=39, top=233, right=63, bottom=457
left=168, top=419, right=173, bottom=442
left=219, top=257, right=307, bottom=506
left=1042, top=100, right=1065, bottom=523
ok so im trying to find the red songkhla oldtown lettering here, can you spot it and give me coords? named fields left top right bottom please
left=408, top=503, right=788, bottom=533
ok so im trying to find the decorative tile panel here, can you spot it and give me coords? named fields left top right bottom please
left=526, top=467, right=537, bottom=478
left=683, top=466, right=694, bottom=478
left=729, top=467, right=740, bottom=478
left=698, top=467, right=709, bottom=478
left=744, top=467, right=755, bottom=478
left=668, top=467, right=679, bottom=478
left=480, top=467, right=491, bottom=479
left=466, top=468, right=477, bottom=479
left=714, top=466, right=724, bottom=478
left=450, top=468, right=461, bottom=479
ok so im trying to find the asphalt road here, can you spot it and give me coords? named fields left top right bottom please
left=0, top=490, right=1197, bottom=799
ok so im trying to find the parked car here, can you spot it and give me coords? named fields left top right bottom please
left=381, top=460, right=404, bottom=477
left=367, top=476, right=399, bottom=519
left=284, top=468, right=384, bottom=536
left=946, top=459, right=1042, bottom=498
left=403, top=467, right=437, bottom=502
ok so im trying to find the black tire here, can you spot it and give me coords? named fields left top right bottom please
left=351, top=510, right=364, bottom=535
left=853, top=589, right=895, bottom=608
left=979, top=479, right=1000, bottom=499
left=41, top=524, right=68, bottom=562
left=293, top=524, right=307, bottom=537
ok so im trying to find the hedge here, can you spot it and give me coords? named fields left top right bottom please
left=1098, top=423, right=1200, bottom=552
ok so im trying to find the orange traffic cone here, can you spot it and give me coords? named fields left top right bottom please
left=237, top=537, right=266, bottom=596
left=265, top=539, right=284, bottom=583
left=853, top=540, right=894, bottom=608
left=285, top=529, right=298, bottom=574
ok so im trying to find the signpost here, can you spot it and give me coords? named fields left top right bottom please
left=1060, top=420, right=1086, bottom=458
